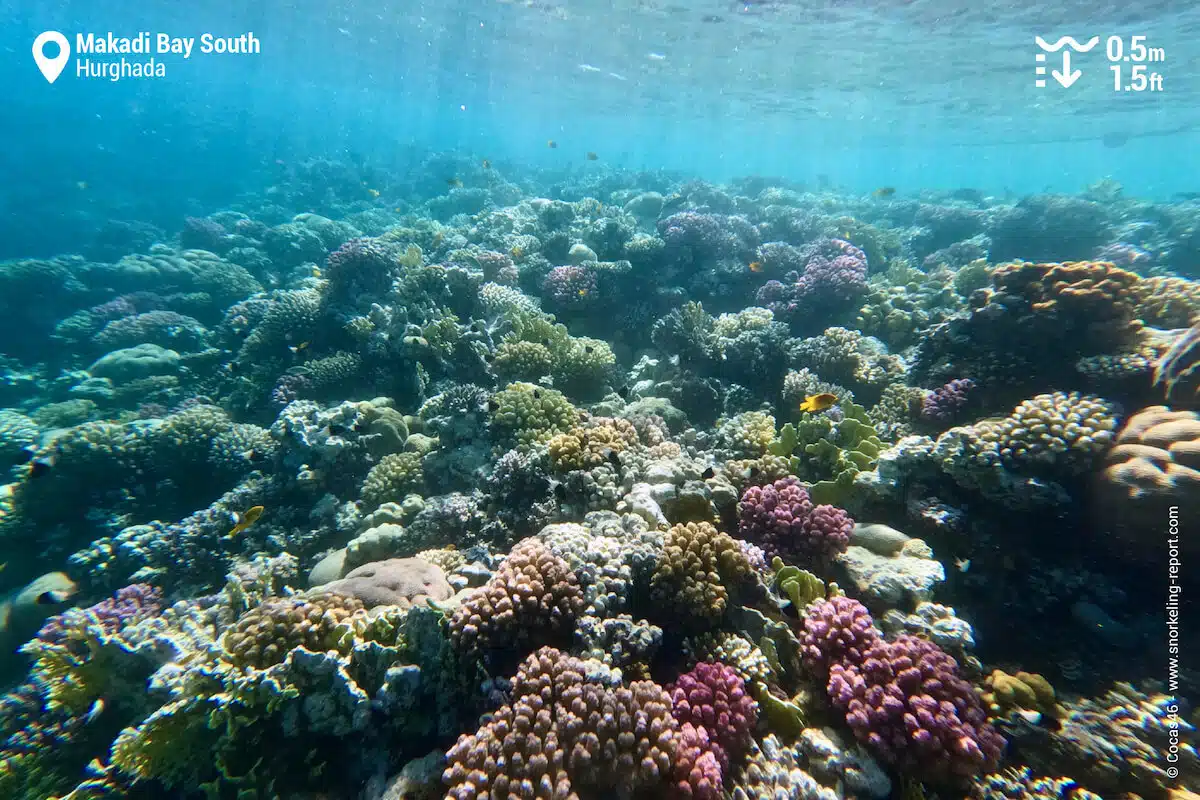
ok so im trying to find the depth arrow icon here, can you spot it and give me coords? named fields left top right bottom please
left=1053, top=51, right=1081, bottom=87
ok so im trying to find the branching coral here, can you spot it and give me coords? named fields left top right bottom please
left=649, top=521, right=757, bottom=629
left=443, top=647, right=680, bottom=798
left=448, top=539, right=585, bottom=654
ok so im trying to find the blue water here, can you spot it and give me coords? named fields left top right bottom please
left=3, top=0, right=1198, bottom=258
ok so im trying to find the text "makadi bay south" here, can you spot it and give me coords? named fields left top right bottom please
left=76, top=31, right=260, bottom=58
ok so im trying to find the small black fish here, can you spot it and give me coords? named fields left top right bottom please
left=701, top=466, right=714, bottom=479
left=553, top=483, right=567, bottom=501
left=328, top=423, right=347, bottom=436
left=605, top=449, right=621, bottom=467
left=488, top=399, right=500, bottom=412
left=229, top=361, right=242, bottom=375
left=584, top=345, right=593, bottom=354
left=15, top=446, right=35, bottom=465
left=616, top=386, right=630, bottom=400
left=533, top=390, right=542, bottom=399
left=748, top=465, right=760, bottom=478
left=586, top=152, right=599, bottom=161
left=29, top=458, right=53, bottom=478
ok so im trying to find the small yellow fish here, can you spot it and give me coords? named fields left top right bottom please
left=289, top=341, right=310, bottom=355
left=311, top=266, right=322, bottom=278
left=871, top=187, right=896, bottom=198
left=482, top=159, right=492, bottom=169
left=748, top=261, right=764, bottom=273
left=76, top=181, right=88, bottom=190
left=798, top=392, right=838, bottom=413
left=547, top=139, right=558, bottom=149
left=586, top=151, right=599, bottom=161
left=578, top=289, right=588, bottom=297
left=510, top=245, right=524, bottom=259
left=446, top=177, right=463, bottom=188
left=367, top=188, right=380, bottom=198
left=393, top=206, right=404, bottom=213
left=228, top=505, right=265, bottom=537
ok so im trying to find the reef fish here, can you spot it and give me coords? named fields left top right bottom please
left=798, top=393, right=838, bottom=413
left=871, top=187, right=896, bottom=198
left=228, top=505, right=265, bottom=536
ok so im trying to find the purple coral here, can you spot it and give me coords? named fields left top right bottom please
left=669, top=662, right=758, bottom=762
left=828, top=634, right=1004, bottom=784
left=921, top=378, right=975, bottom=423
left=737, top=478, right=852, bottom=567
left=672, top=723, right=725, bottom=800
left=755, top=238, right=868, bottom=322
left=271, top=373, right=311, bottom=408
left=541, top=264, right=597, bottom=310
left=658, top=212, right=735, bottom=262
left=755, top=241, right=806, bottom=274
left=180, top=216, right=228, bottom=251
left=799, top=595, right=881, bottom=676
left=36, top=584, right=163, bottom=645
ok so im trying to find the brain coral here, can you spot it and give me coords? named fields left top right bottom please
left=448, top=538, right=585, bottom=653
left=1097, top=405, right=1200, bottom=559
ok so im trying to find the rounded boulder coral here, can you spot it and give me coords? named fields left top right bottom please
left=443, top=647, right=679, bottom=799
left=649, top=521, right=757, bottom=629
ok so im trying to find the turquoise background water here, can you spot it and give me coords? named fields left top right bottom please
left=4, top=0, right=1197, bottom=257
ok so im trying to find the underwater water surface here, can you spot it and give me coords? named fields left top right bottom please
left=0, top=1, right=1197, bottom=798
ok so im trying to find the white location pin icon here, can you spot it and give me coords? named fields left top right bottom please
left=32, top=31, right=70, bottom=84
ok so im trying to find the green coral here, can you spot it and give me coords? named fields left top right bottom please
left=771, top=556, right=842, bottom=610
left=360, top=452, right=425, bottom=509
left=493, top=340, right=554, bottom=383
left=488, top=381, right=578, bottom=448
left=769, top=401, right=882, bottom=506
left=552, top=336, right=615, bottom=399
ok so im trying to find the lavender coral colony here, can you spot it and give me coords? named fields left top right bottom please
left=0, top=150, right=1194, bottom=800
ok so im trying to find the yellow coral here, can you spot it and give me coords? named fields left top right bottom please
left=982, top=669, right=1058, bottom=719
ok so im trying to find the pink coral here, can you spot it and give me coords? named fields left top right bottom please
left=828, top=634, right=1004, bottom=784
left=669, top=662, right=758, bottom=762
left=799, top=595, right=881, bottom=676
left=737, top=478, right=852, bottom=567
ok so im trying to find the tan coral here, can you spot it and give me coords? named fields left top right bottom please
left=649, top=521, right=756, bottom=628
left=447, top=538, right=584, bottom=652
left=1096, top=405, right=1200, bottom=560
left=982, top=669, right=1059, bottom=719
